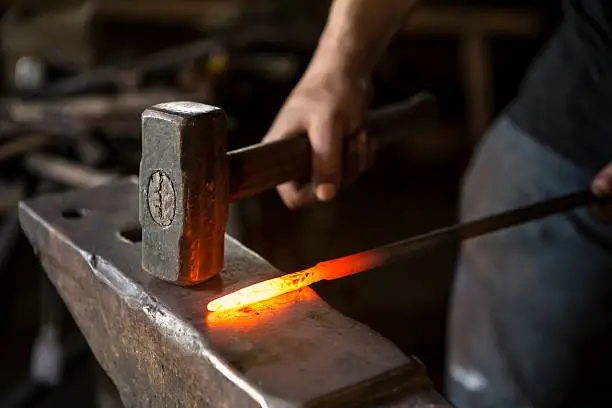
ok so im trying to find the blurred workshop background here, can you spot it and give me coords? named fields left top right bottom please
left=0, top=0, right=559, bottom=407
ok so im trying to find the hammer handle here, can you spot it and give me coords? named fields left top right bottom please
left=227, top=92, right=438, bottom=201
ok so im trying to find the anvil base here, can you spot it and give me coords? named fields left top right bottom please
left=19, top=178, right=453, bottom=407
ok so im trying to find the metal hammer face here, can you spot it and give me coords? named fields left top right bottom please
left=140, top=102, right=228, bottom=285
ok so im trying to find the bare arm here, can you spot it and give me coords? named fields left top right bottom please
left=263, top=0, right=419, bottom=209
left=309, top=0, right=418, bottom=80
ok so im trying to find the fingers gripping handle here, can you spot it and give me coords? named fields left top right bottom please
left=228, top=92, right=439, bottom=201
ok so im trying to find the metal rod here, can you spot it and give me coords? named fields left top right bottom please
left=342, top=190, right=600, bottom=270
left=25, top=39, right=221, bottom=98
left=24, top=153, right=119, bottom=189
left=207, top=190, right=602, bottom=311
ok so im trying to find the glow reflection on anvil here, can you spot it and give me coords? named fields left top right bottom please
left=206, top=288, right=318, bottom=329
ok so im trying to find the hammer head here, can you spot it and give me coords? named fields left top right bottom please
left=140, top=102, right=228, bottom=285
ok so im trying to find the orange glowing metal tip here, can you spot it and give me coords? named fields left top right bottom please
left=207, top=252, right=386, bottom=312
left=206, top=269, right=323, bottom=312
left=207, top=190, right=599, bottom=313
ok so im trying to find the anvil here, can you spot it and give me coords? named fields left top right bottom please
left=18, top=178, right=453, bottom=407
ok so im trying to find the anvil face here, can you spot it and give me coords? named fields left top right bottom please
left=18, top=178, right=452, bottom=407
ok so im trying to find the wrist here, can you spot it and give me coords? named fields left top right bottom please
left=300, top=63, right=369, bottom=98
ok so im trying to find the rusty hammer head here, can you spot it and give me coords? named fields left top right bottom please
left=139, top=102, right=228, bottom=286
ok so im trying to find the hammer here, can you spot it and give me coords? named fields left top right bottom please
left=139, top=92, right=438, bottom=286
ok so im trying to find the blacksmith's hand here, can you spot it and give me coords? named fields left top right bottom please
left=261, top=0, right=416, bottom=209
left=590, top=163, right=612, bottom=220
left=262, top=70, right=370, bottom=209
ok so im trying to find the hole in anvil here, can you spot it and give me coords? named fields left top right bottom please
left=61, top=208, right=86, bottom=219
left=118, top=227, right=142, bottom=243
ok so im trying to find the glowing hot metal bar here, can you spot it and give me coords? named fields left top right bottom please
left=208, top=190, right=600, bottom=312
left=207, top=269, right=324, bottom=312
left=207, top=252, right=386, bottom=312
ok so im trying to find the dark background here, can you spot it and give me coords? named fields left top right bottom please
left=0, top=1, right=562, bottom=406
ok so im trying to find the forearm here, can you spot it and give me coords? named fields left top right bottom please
left=307, top=0, right=419, bottom=79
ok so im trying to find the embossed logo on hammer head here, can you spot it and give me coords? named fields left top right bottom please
left=147, top=170, right=175, bottom=227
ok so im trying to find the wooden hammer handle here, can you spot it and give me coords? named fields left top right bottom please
left=227, top=92, right=438, bottom=201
